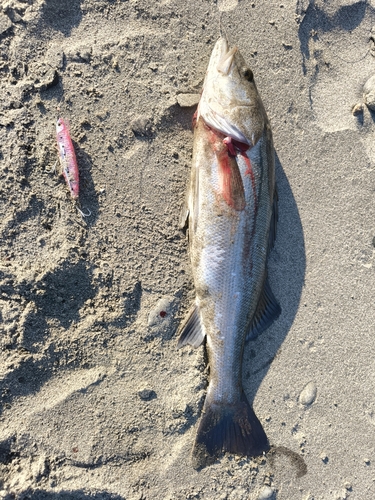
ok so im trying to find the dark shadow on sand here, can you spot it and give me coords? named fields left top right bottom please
left=243, top=152, right=306, bottom=403
left=40, top=0, right=84, bottom=37
left=297, top=0, right=375, bottom=74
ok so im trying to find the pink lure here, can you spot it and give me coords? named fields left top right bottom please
left=56, top=118, right=79, bottom=199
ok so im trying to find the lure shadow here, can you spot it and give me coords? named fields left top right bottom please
left=297, top=1, right=374, bottom=74
left=243, top=152, right=306, bottom=402
left=73, top=141, right=100, bottom=226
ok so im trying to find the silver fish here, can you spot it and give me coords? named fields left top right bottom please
left=178, top=37, right=281, bottom=468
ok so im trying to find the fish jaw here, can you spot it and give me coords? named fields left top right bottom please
left=216, top=39, right=237, bottom=76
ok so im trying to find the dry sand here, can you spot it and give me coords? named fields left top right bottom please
left=1, top=0, right=375, bottom=498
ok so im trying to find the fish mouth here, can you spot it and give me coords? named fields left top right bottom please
left=216, top=38, right=237, bottom=75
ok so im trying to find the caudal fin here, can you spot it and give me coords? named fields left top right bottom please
left=192, top=392, right=269, bottom=468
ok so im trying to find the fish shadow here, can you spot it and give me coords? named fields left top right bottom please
left=243, top=153, right=306, bottom=402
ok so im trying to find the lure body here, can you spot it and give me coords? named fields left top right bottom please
left=56, top=118, right=79, bottom=199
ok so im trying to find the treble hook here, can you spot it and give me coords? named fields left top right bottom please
left=76, top=204, right=91, bottom=219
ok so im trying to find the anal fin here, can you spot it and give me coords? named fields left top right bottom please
left=177, top=304, right=205, bottom=348
left=246, top=276, right=281, bottom=342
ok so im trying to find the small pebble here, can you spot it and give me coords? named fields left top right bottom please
left=228, top=488, right=248, bottom=499
left=320, top=452, right=329, bottom=464
left=0, top=13, right=12, bottom=36
left=258, top=486, right=275, bottom=500
left=364, top=458, right=371, bottom=465
left=138, top=389, right=156, bottom=401
left=301, top=494, right=313, bottom=500
left=352, top=102, right=363, bottom=116
left=363, top=74, right=375, bottom=111
left=34, top=69, right=59, bottom=91
left=176, top=93, right=200, bottom=108
left=344, top=482, right=352, bottom=491
left=217, top=0, right=239, bottom=12
left=130, top=115, right=153, bottom=138
left=299, top=381, right=317, bottom=406
left=282, top=42, right=293, bottom=50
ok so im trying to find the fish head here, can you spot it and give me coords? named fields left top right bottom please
left=198, top=37, right=267, bottom=147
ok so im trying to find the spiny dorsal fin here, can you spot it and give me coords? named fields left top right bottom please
left=177, top=304, right=205, bottom=349
left=246, top=277, right=281, bottom=342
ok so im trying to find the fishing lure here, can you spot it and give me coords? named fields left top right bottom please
left=56, top=117, right=79, bottom=199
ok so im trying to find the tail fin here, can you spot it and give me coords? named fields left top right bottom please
left=192, top=392, right=269, bottom=468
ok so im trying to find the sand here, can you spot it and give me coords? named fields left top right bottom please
left=1, top=0, right=375, bottom=498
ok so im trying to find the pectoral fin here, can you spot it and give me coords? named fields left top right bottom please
left=246, top=277, right=281, bottom=342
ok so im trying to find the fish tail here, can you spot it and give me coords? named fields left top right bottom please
left=192, top=391, right=269, bottom=468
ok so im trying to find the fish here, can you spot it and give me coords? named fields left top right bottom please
left=177, top=37, right=281, bottom=468
left=56, top=117, right=79, bottom=200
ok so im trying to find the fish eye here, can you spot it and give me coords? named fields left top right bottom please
left=243, top=68, right=254, bottom=82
